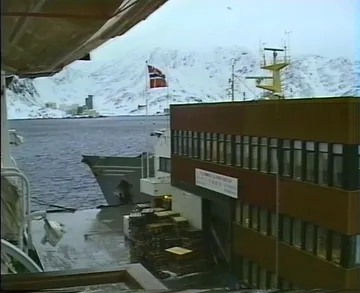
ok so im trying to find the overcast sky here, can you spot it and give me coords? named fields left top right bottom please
left=92, top=0, right=359, bottom=60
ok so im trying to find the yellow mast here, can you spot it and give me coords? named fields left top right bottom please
left=246, top=47, right=290, bottom=99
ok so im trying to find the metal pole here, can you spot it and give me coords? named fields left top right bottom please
left=274, top=100, right=281, bottom=288
left=231, top=63, right=235, bottom=101
left=145, top=62, right=150, bottom=178
left=1, top=70, right=12, bottom=167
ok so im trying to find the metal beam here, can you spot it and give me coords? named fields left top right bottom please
left=2, top=11, right=112, bottom=20
left=2, top=264, right=167, bottom=291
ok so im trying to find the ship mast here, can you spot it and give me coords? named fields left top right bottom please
left=246, top=45, right=290, bottom=99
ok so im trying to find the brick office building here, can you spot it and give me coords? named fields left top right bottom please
left=170, top=96, right=360, bottom=289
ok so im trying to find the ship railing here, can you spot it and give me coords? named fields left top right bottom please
left=260, top=57, right=291, bottom=67
left=1, top=167, right=32, bottom=253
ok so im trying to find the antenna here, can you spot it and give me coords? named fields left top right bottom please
left=285, top=30, right=292, bottom=61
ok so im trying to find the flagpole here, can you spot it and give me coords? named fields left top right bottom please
left=145, top=61, right=150, bottom=178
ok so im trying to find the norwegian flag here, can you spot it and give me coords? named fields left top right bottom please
left=147, top=64, right=168, bottom=88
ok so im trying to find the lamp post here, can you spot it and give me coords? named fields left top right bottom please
left=230, top=58, right=240, bottom=101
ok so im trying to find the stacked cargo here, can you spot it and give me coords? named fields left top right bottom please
left=128, top=205, right=209, bottom=276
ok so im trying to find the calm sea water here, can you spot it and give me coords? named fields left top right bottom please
left=9, top=116, right=169, bottom=210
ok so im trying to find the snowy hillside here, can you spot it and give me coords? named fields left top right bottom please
left=7, top=46, right=359, bottom=119
left=5, top=0, right=359, bottom=119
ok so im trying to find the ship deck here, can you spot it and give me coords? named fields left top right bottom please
left=31, top=205, right=134, bottom=271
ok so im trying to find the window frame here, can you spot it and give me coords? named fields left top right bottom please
left=318, top=142, right=329, bottom=186
left=182, top=130, right=188, bottom=156
left=199, top=132, right=205, bottom=160
left=242, top=136, right=250, bottom=169
left=251, top=137, right=259, bottom=171
left=218, top=134, right=225, bottom=164
left=178, top=130, right=183, bottom=155
left=159, top=157, right=171, bottom=173
left=225, top=134, right=232, bottom=165
left=304, top=222, right=316, bottom=254
left=292, top=218, right=302, bottom=249
left=293, top=140, right=302, bottom=180
left=269, top=138, right=278, bottom=174
left=172, top=130, right=178, bottom=155
left=187, top=131, right=193, bottom=157
left=205, top=133, right=212, bottom=161
left=282, top=139, right=291, bottom=177
left=241, top=203, right=250, bottom=228
left=316, top=226, right=329, bottom=260
left=281, top=215, right=292, bottom=244
left=235, top=135, right=242, bottom=167
left=193, top=131, right=199, bottom=159
left=305, top=141, right=315, bottom=182
left=260, top=137, right=268, bottom=173
left=212, top=133, right=218, bottom=163
left=331, top=144, right=343, bottom=188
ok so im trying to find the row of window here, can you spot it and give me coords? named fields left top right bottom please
left=233, top=256, right=299, bottom=290
left=172, top=131, right=360, bottom=190
left=235, top=201, right=360, bottom=268
left=159, top=157, right=171, bottom=173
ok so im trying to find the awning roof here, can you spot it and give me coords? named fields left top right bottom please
left=1, top=0, right=167, bottom=78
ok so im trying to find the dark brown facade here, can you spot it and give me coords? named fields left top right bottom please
left=170, top=97, right=360, bottom=290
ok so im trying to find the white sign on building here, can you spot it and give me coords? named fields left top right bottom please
left=195, top=168, right=238, bottom=198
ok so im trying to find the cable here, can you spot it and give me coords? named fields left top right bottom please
left=31, top=198, right=77, bottom=212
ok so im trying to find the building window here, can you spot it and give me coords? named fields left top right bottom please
left=259, top=268, right=267, bottom=289
left=354, top=235, right=360, bottom=265
left=188, top=131, right=193, bottom=157
left=235, top=135, right=241, bottom=166
left=242, top=259, right=249, bottom=283
left=193, top=132, right=199, bottom=158
left=282, top=139, right=291, bottom=176
left=182, top=130, right=188, bottom=156
left=332, top=144, right=343, bottom=187
left=173, top=130, right=178, bottom=154
left=235, top=201, right=241, bottom=222
left=292, top=219, right=302, bottom=248
left=226, top=135, right=232, bottom=165
left=316, top=226, right=328, bottom=260
left=243, top=136, right=250, bottom=168
left=212, top=133, right=218, bottom=163
left=205, top=133, right=211, bottom=161
left=331, top=231, right=341, bottom=264
left=251, top=137, right=259, bottom=170
left=270, top=212, right=277, bottom=237
left=242, top=203, right=250, bottom=228
left=200, top=132, right=205, bottom=160
left=281, top=279, right=291, bottom=290
left=269, top=272, right=277, bottom=289
left=251, top=206, right=259, bottom=230
left=259, top=209, right=267, bottom=235
left=269, top=138, right=278, bottom=174
left=318, top=142, right=329, bottom=185
left=305, top=141, right=315, bottom=182
left=282, top=215, right=291, bottom=244
left=260, top=137, right=268, bottom=173
left=358, top=145, right=360, bottom=189
left=159, top=157, right=171, bottom=173
left=178, top=130, right=183, bottom=155
left=251, top=262, right=258, bottom=287
left=218, top=134, right=225, bottom=163
left=305, top=222, right=315, bottom=253
left=293, top=140, right=302, bottom=180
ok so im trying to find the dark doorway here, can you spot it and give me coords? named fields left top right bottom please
left=202, top=198, right=233, bottom=268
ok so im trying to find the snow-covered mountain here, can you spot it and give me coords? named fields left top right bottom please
left=5, top=0, right=359, bottom=119
left=7, top=46, right=359, bottom=119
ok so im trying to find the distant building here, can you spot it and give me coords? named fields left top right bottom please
left=45, top=102, right=57, bottom=109
left=85, top=95, right=93, bottom=110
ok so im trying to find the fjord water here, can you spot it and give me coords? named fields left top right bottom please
left=10, top=116, right=169, bottom=210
